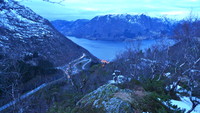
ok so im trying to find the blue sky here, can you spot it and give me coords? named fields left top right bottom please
left=18, top=0, right=200, bottom=20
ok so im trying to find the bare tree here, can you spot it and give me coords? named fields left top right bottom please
left=173, top=11, right=199, bottom=40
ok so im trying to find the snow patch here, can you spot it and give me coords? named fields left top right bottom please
left=164, top=72, right=171, bottom=77
left=171, top=97, right=200, bottom=113
left=10, top=9, right=36, bottom=24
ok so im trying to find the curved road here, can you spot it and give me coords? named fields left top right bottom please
left=82, top=59, right=91, bottom=70
left=0, top=53, right=91, bottom=112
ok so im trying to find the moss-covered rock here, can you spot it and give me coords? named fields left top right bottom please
left=74, top=84, right=134, bottom=113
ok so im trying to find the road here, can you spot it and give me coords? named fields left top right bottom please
left=71, top=58, right=91, bottom=73
left=0, top=83, right=47, bottom=112
left=82, top=59, right=91, bottom=70
left=0, top=53, right=91, bottom=112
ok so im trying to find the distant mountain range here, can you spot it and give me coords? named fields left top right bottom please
left=0, top=0, right=96, bottom=66
left=51, top=14, right=175, bottom=41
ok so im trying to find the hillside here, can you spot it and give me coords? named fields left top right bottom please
left=0, top=0, right=97, bottom=66
left=0, top=0, right=200, bottom=113
left=70, top=37, right=200, bottom=113
left=0, top=0, right=98, bottom=111
left=9, top=37, right=198, bottom=113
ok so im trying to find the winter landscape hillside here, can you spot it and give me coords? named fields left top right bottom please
left=0, top=0, right=200, bottom=113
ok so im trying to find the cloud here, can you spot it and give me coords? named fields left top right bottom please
left=17, top=0, right=200, bottom=20
left=190, top=0, right=198, bottom=2
left=80, top=8, right=99, bottom=11
left=160, top=11, right=189, bottom=15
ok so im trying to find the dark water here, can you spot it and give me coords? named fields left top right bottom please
left=68, top=36, right=174, bottom=61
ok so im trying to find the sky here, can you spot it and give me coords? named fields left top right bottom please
left=18, top=0, right=200, bottom=21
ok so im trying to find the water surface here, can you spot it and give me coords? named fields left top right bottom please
left=67, top=36, right=173, bottom=61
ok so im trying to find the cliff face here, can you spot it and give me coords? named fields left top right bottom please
left=51, top=14, right=174, bottom=41
left=0, top=0, right=97, bottom=66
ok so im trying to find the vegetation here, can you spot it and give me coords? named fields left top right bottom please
left=0, top=52, right=62, bottom=111
left=1, top=8, right=200, bottom=112
left=44, top=22, right=200, bottom=112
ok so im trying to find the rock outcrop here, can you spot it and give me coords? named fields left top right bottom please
left=74, top=84, right=135, bottom=113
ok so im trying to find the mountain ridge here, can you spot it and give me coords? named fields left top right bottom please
left=51, top=14, right=175, bottom=41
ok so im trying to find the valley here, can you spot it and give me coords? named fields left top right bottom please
left=0, top=0, right=200, bottom=113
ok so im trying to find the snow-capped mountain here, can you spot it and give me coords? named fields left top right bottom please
left=51, top=14, right=174, bottom=41
left=0, top=0, right=96, bottom=66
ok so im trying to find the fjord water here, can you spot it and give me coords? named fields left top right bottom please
left=67, top=36, right=173, bottom=61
